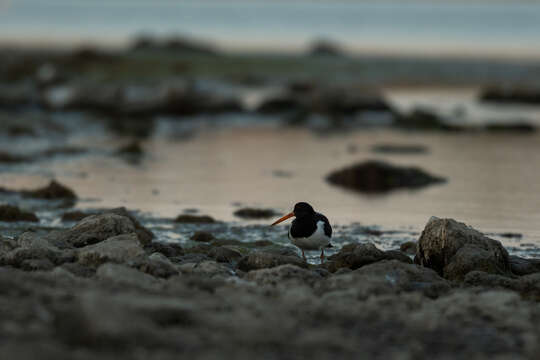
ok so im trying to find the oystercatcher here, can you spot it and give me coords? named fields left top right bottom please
left=271, top=202, right=332, bottom=263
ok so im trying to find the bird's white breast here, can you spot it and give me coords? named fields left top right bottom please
left=289, top=220, right=330, bottom=250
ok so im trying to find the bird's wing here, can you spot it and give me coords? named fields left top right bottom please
left=316, top=213, right=332, bottom=238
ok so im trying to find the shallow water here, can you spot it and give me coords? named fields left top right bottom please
left=2, top=123, right=540, bottom=257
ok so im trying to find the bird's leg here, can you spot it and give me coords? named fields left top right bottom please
left=302, top=249, right=307, bottom=262
left=320, top=248, right=325, bottom=264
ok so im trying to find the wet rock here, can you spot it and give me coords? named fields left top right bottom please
left=480, top=86, right=540, bottom=105
left=394, top=107, right=463, bottom=131
left=61, top=210, right=90, bottom=222
left=16, top=231, right=61, bottom=250
left=130, top=252, right=178, bottom=278
left=22, top=180, right=77, bottom=200
left=177, top=260, right=234, bottom=278
left=77, top=233, right=146, bottom=266
left=208, top=246, right=243, bottom=263
left=415, top=217, right=512, bottom=281
left=322, top=260, right=450, bottom=299
left=191, top=231, right=215, bottom=242
left=245, top=264, right=323, bottom=286
left=308, top=39, right=343, bottom=57
left=144, top=241, right=184, bottom=258
left=104, top=207, right=154, bottom=246
left=384, top=250, right=413, bottom=264
left=233, top=207, right=278, bottom=219
left=326, top=160, right=446, bottom=193
left=0, top=204, right=39, bottom=222
left=0, top=236, right=17, bottom=254
left=174, top=214, right=216, bottom=223
left=255, top=95, right=305, bottom=114
left=97, top=263, right=161, bottom=288
left=508, top=256, right=540, bottom=276
left=184, top=244, right=212, bottom=255
left=371, top=144, right=428, bottom=155
left=53, top=213, right=137, bottom=248
left=400, top=241, right=417, bottom=255
left=326, top=243, right=386, bottom=272
left=237, top=251, right=307, bottom=272
left=3, top=247, right=75, bottom=268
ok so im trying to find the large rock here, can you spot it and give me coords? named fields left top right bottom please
left=237, top=251, right=307, bottom=272
left=326, top=243, right=411, bottom=273
left=509, top=255, right=540, bottom=276
left=51, top=213, right=137, bottom=248
left=415, top=217, right=512, bottom=281
left=320, top=260, right=450, bottom=299
left=22, top=180, right=77, bottom=200
left=0, top=204, right=39, bottom=222
left=77, top=233, right=146, bottom=266
left=326, top=160, right=445, bottom=193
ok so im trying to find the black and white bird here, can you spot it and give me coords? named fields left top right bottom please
left=271, top=202, right=332, bottom=263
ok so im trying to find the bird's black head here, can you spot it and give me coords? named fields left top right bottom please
left=293, top=202, right=315, bottom=218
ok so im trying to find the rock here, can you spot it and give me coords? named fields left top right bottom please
left=384, top=250, right=413, bottom=264
left=400, top=241, right=417, bottom=255
left=17, top=231, right=60, bottom=250
left=394, top=107, right=463, bottom=131
left=371, top=144, right=428, bottom=155
left=53, top=213, right=137, bottom=248
left=61, top=210, right=90, bottom=222
left=174, top=214, right=216, bottom=223
left=326, top=160, right=445, bottom=193
left=60, top=262, right=96, bottom=277
left=191, top=231, right=215, bottom=242
left=308, top=39, right=343, bottom=57
left=22, top=180, right=77, bottom=200
left=0, top=204, right=39, bottom=222
left=326, top=243, right=386, bottom=272
left=144, top=241, right=184, bottom=258
left=233, top=207, right=278, bottom=219
left=245, top=264, right=322, bottom=286
left=508, top=256, right=540, bottom=276
left=484, top=123, right=536, bottom=133
left=237, top=251, right=307, bottom=272
left=415, top=217, right=512, bottom=281
left=3, top=247, right=74, bottom=268
left=255, top=95, right=305, bottom=114
left=130, top=252, right=178, bottom=278
left=184, top=244, right=212, bottom=255
left=0, top=236, right=17, bottom=254
left=20, top=258, right=55, bottom=271
left=177, top=260, right=234, bottom=278
left=208, top=246, right=243, bottom=263
left=104, top=207, right=154, bottom=246
left=480, top=86, right=540, bottom=105
left=97, top=263, right=161, bottom=288
left=77, top=233, right=146, bottom=266
left=322, top=260, right=450, bottom=299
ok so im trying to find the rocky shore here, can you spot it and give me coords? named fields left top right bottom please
left=1, top=212, right=540, bottom=359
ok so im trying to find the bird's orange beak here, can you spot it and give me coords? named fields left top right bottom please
left=271, top=212, right=295, bottom=226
